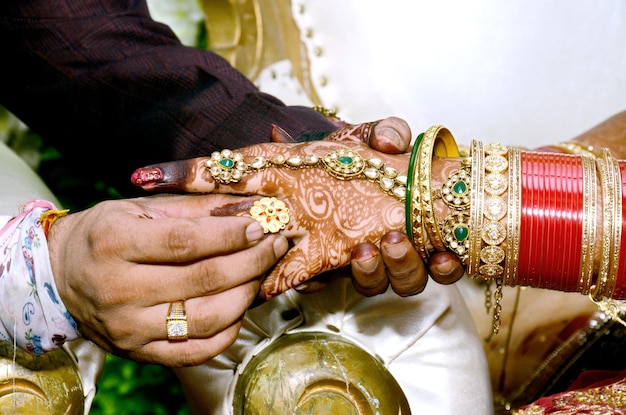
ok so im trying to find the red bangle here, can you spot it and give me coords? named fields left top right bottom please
left=518, top=152, right=584, bottom=291
left=519, top=152, right=541, bottom=286
left=545, top=155, right=583, bottom=291
left=559, top=156, right=584, bottom=291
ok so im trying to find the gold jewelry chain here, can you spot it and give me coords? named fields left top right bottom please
left=205, top=148, right=408, bottom=201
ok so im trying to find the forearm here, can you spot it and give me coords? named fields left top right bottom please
left=536, top=110, right=626, bottom=159
left=211, top=125, right=623, bottom=300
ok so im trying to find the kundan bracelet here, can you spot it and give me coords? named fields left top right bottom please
left=438, top=157, right=472, bottom=264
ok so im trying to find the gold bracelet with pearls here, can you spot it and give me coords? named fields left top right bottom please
left=438, top=158, right=472, bottom=264
left=205, top=148, right=407, bottom=233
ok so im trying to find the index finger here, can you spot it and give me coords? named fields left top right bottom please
left=131, top=157, right=215, bottom=193
left=132, top=141, right=408, bottom=197
left=94, top=198, right=268, bottom=263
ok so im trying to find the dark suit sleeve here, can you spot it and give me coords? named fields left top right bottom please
left=0, top=0, right=335, bottom=194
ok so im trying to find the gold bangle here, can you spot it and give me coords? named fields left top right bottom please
left=504, top=147, right=522, bottom=286
left=606, top=150, right=622, bottom=298
left=591, top=149, right=615, bottom=300
left=549, top=141, right=600, bottom=159
left=468, top=140, right=485, bottom=276
left=408, top=134, right=430, bottom=263
left=481, top=142, right=509, bottom=338
left=588, top=152, right=626, bottom=326
left=417, top=125, right=460, bottom=254
left=579, top=155, right=598, bottom=294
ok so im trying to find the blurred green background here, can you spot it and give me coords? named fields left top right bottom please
left=92, top=355, right=190, bottom=415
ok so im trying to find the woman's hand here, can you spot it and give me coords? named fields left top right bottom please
left=274, top=116, right=435, bottom=296
left=48, top=193, right=288, bottom=366
left=132, top=117, right=466, bottom=298
left=322, top=118, right=465, bottom=292
left=134, top=140, right=408, bottom=298
left=132, top=117, right=467, bottom=298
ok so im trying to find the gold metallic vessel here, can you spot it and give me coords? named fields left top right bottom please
left=233, top=332, right=411, bottom=414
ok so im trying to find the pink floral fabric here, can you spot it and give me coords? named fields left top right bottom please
left=0, top=199, right=79, bottom=354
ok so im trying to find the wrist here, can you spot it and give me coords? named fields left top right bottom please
left=0, top=200, right=79, bottom=353
left=412, top=127, right=626, bottom=302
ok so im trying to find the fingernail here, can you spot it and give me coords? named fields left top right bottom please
left=273, top=235, right=289, bottom=257
left=130, top=167, right=163, bottom=187
left=384, top=242, right=408, bottom=259
left=354, top=257, right=378, bottom=273
left=383, top=230, right=405, bottom=244
left=431, top=260, right=455, bottom=277
left=294, top=283, right=308, bottom=291
left=271, top=124, right=295, bottom=143
left=378, top=127, right=402, bottom=148
left=246, top=222, right=264, bottom=243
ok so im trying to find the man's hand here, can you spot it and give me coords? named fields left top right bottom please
left=49, top=193, right=288, bottom=366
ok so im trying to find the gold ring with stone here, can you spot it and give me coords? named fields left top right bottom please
left=166, top=300, right=188, bottom=342
left=249, top=197, right=290, bottom=234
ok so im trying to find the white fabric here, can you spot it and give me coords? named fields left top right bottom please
left=256, top=0, right=626, bottom=149
left=175, top=277, right=493, bottom=414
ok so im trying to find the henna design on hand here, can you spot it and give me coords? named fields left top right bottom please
left=205, top=141, right=408, bottom=298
